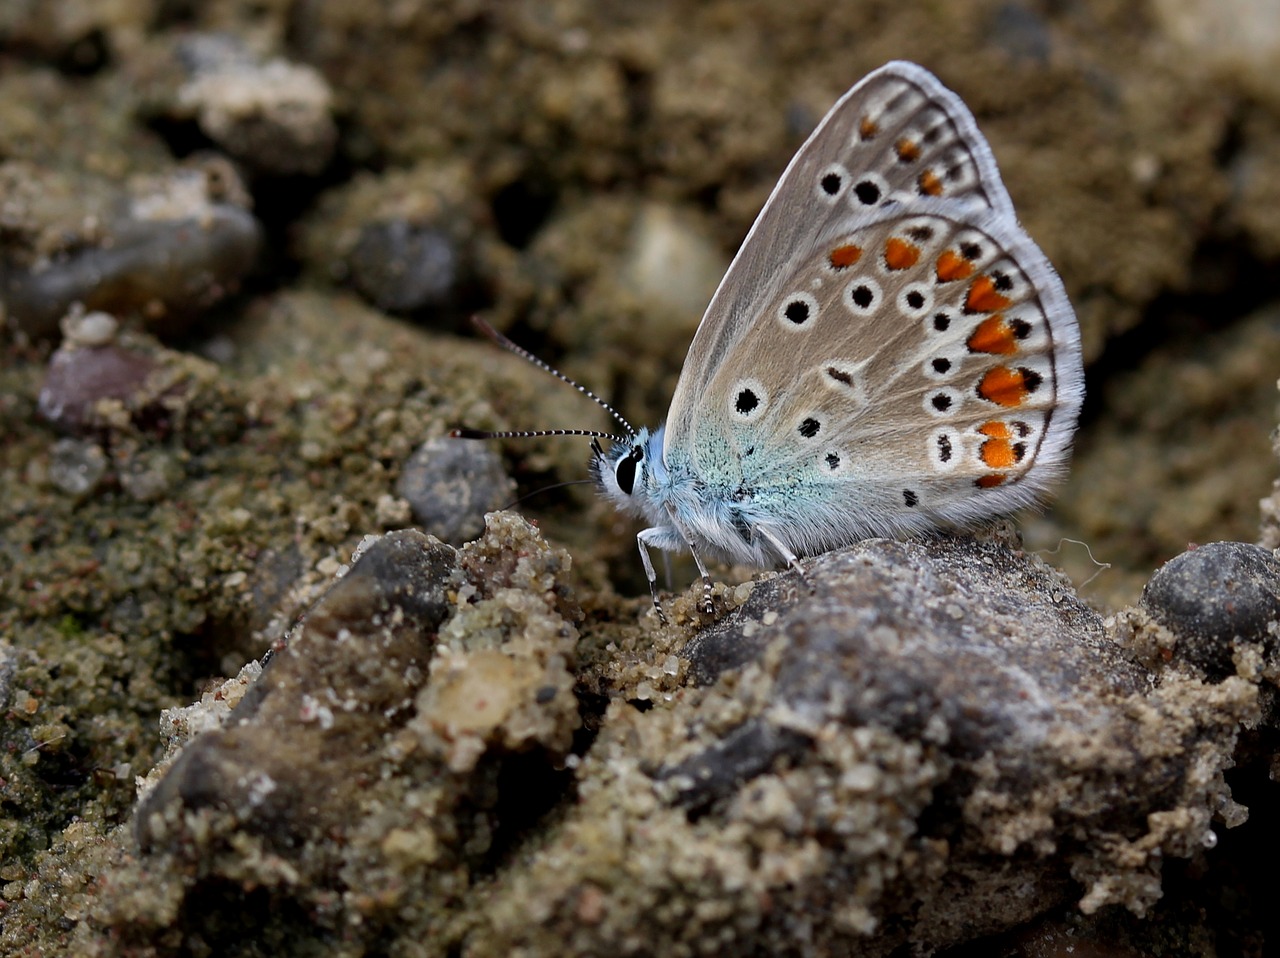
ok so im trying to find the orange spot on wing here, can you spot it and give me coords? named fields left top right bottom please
left=979, top=436, right=1017, bottom=468
left=976, top=473, right=1006, bottom=488
left=884, top=237, right=921, bottom=270
left=936, top=249, right=974, bottom=282
left=918, top=169, right=943, bottom=196
left=895, top=138, right=921, bottom=162
left=859, top=117, right=879, bottom=139
left=978, top=366, right=1037, bottom=407
left=965, top=275, right=1013, bottom=314
left=967, top=315, right=1019, bottom=355
left=978, top=420, right=1012, bottom=439
left=829, top=244, right=863, bottom=270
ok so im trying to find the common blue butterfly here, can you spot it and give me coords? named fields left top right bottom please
left=456, top=61, right=1084, bottom=622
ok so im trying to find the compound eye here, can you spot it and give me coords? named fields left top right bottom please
left=615, top=447, right=643, bottom=495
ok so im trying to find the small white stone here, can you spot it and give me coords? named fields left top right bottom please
left=61, top=310, right=118, bottom=348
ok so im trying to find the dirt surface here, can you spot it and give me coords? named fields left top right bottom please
left=3, top=1, right=1280, bottom=955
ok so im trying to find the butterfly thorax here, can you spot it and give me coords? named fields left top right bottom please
left=596, top=425, right=786, bottom=567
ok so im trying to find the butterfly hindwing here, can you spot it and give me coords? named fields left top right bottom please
left=682, top=196, right=1082, bottom=548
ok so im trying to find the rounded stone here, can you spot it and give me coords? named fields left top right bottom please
left=117, top=448, right=182, bottom=503
left=396, top=438, right=515, bottom=544
left=349, top=221, right=461, bottom=314
left=1140, top=541, right=1280, bottom=678
left=38, top=342, right=157, bottom=432
left=174, top=35, right=337, bottom=176
left=48, top=438, right=108, bottom=498
left=61, top=310, right=119, bottom=348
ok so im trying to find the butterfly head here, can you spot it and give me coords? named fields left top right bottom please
left=592, top=426, right=665, bottom=515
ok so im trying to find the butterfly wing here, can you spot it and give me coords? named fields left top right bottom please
left=664, top=60, right=1019, bottom=455
left=685, top=200, right=1083, bottom=552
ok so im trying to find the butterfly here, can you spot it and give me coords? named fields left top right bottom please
left=455, top=61, right=1084, bottom=622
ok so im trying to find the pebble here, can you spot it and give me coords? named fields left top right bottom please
left=116, top=448, right=182, bottom=503
left=1141, top=541, right=1280, bottom=678
left=48, top=438, right=108, bottom=498
left=396, top=437, right=515, bottom=544
left=38, top=339, right=157, bottom=433
left=2, top=164, right=261, bottom=339
left=61, top=310, right=119, bottom=348
left=349, top=221, right=462, bottom=313
left=173, top=34, right=336, bottom=175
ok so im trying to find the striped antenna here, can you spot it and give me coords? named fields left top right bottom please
left=467, top=316, right=636, bottom=439
left=451, top=427, right=630, bottom=444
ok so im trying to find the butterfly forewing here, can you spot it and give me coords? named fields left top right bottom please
left=665, top=61, right=1018, bottom=455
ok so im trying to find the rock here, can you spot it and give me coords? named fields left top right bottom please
left=114, top=446, right=183, bottom=503
left=397, top=437, right=515, bottom=544
left=1151, top=0, right=1280, bottom=100
left=36, top=325, right=238, bottom=444
left=1, top=160, right=261, bottom=339
left=518, top=196, right=728, bottom=367
left=47, top=438, right=108, bottom=499
left=293, top=161, right=486, bottom=323
left=61, top=310, right=119, bottom=348
left=134, top=529, right=465, bottom=852
left=1140, top=541, right=1280, bottom=679
left=131, top=517, right=582, bottom=936
left=349, top=220, right=463, bottom=313
left=619, top=203, right=727, bottom=319
left=170, top=33, right=337, bottom=176
left=38, top=339, right=158, bottom=432
left=465, top=536, right=1257, bottom=956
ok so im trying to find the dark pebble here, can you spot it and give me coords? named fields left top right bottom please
left=2, top=202, right=261, bottom=340
left=397, top=437, right=515, bottom=544
left=1141, top=541, right=1280, bottom=679
left=349, top=220, right=463, bottom=314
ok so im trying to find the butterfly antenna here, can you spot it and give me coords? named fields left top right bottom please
left=452, top=427, right=631, bottom=444
left=468, top=316, right=636, bottom=438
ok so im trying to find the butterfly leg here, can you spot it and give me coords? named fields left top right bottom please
left=661, top=504, right=715, bottom=614
left=636, top=529, right=670, bottom=625
left=687, top=544, right=716, bottom=615
left=755, top=526, right=812, bottom=592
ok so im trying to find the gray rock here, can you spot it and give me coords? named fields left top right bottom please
left=1141, top=541, right=1280, bottom=679
left=349, top=220, right=463, bottom=314
left=115, top=447, right=183, bottom=503
left=465, top=536, right=1254, bottom=956
left=291, top=161, right=486, bottom=324
left=397, top=437, right=515, bottom=544
left=135, top=530, right=463, bottom=852
left=1, top=163, right=261, bottom=339
left=128, top=517, right=583, bottom=950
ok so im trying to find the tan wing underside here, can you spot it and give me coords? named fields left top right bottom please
left=688, top=207, right=1073, bottom=505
